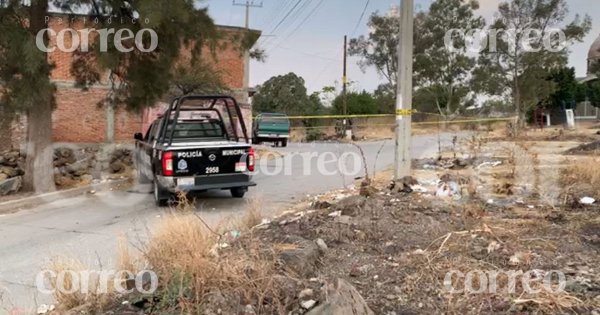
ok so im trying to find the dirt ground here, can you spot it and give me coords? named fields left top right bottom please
left=242, top=125, right=600, bottom=314
left=59, top=123, right=600, bottom=315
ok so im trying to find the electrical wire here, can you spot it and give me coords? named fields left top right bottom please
left=270, top=0, right=325, bottom=49
left=351, top=0, right=371, bottom=37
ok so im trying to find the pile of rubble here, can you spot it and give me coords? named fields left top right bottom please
left=0, top=146, right=134, bottom=196
left=54, top=147, right=134, bottom=188
left=0, top=150, right=25, bottom=195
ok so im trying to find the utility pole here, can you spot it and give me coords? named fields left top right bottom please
left=394, top=0, right=414, bottom=180
left=233, top=0, right=262, bottom=104
left=342, top=35, right=348, bottom=138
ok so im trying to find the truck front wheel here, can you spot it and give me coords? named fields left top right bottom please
left=230, top=187, right=247, bottom=198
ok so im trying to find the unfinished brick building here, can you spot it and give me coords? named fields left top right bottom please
left=1, top=13, right=258, bottom=150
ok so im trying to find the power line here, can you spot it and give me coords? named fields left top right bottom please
left=262, top=0, right=316, bottom=49
left=271, top=0, right=325, bottom=49
left=260, top=0, right=293, bottom=30
left=276, top=45, right=340, bottom=61
left=351, top=0, right=371, bottom=36
left=269, top=0, right=303, bottom=35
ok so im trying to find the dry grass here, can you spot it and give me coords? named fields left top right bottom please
left=563, top=158, right=600, bottom=187
left=562, top=157, right=600, bottom=200
left=143, top=213, right=285, bottom=313
left=238, top=196, right=264, bottom=231
left=47, top=258, right=115, bottom=311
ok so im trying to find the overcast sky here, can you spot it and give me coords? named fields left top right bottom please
left=203, top=0, right=600, bottom=93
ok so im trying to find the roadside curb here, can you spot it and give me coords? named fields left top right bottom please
left=0, top=179, right=130, bottom=215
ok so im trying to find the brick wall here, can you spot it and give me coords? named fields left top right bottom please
left=46, top=16, right=247, bottom=89
left=51, top=87, right=143, bottom=143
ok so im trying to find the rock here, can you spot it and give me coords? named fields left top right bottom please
left=36, top=304, right=50, bottom=314
left=312, top=200, right=332, bottom=209
left=4, top=151, right=19, bottom=161
left=279, top=237, right=322, bottom=277
left=80, top=174, right=94, bottom=183
left=360, top=185, right=378, bottom=197
left=110, top=161, right=125, bottom=173
left=334, top=215, right=352, bottom=225
left=389, top=176, right=417, bottom=194
left=0, top=176, right=21, bottom=196
left=301, top=300, right=317, bottom=310
left=243, top=304, right=255, bottom=314
left=315, top=238, right=328, bottom=251
left=66, top=161, right=88, bottom=175
left=0, top=173, right=8, bottom=182
left=0, top=166, right=18, bottom=178
left=55, top=175, right=74, bottom=187
left=306, top=278, right=374, bottom=315
left=299, top=288, right=314, bottom=300
left=333, top=195, right=367, bottom=217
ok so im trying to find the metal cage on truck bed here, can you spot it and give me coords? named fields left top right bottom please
left=158, top=95, right=250, bottom=146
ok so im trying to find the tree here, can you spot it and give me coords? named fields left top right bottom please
left=67, top=0, right=219, bottom=111
left=414, top=0, right=484, bottom=119
left=348, top=8, right=422, bottom=88
left=373, top=83, right=395, bottom=114
left=253, top=73, right=318, bottom=116
left=349, top=1, right=482, bottom=119
left=546, top=67, right=586, bottom=109
left=170, top=60, right=225, bottom=96
left=0, top=0, right=57, bottom=193
left=332, top=91, right=378, bottom=115
left=475, top=0, right=591, bottom=125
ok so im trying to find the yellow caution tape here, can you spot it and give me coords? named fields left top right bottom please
left=288, top=116, right=517, bottom=130
left=396, top=109, right=417, bottom=116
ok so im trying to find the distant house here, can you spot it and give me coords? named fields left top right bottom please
left=576, top=34, right=600, bottom=120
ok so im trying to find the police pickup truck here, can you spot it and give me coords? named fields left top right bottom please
left=134, top=95, right=256, bottom=206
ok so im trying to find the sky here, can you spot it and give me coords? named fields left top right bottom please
left=202, top=0, right=600, bottom=94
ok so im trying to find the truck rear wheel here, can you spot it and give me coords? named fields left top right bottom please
left=154, top=180, right=169, bottom=207
left=230, top=187, right=247, bottom=198
left=281, top=139, right=288, bottom=147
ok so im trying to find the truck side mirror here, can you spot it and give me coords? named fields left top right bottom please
left=134, top=133, right=144, bottom=141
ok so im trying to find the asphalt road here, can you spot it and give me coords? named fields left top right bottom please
left=0, top=133, right=458, bottom=311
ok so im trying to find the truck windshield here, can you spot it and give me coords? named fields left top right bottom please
left=165, top=119, right=226, bottom=141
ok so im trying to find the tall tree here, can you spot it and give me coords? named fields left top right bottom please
left=0, top=0, right=57, bottom=193
left=414, top=0, right=484, bottom=119
left=348, top=8, right=428, bottom=88
left=253, top=73, right=319, bottom=116
left=475, top=0, right=591, bottom=125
